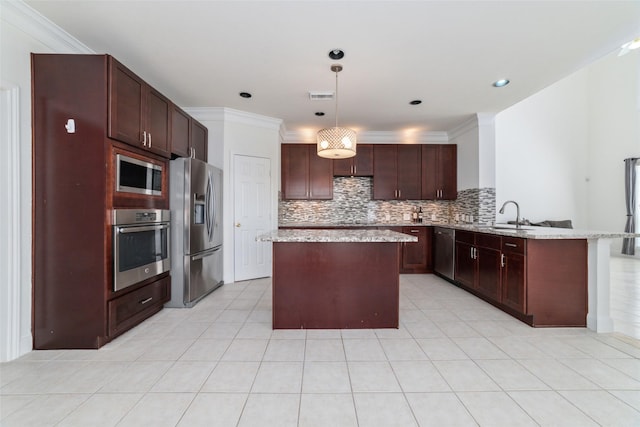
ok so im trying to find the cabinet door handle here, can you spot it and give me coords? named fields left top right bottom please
left=470, top=247, right=474, bottom=259
left=501, top=253, right=505, bottom=267
left=410, top=229, right=419, bottom=233
left=398, top=189, right=401, bottom=199
left=353, top=165, right=356, bottom=175
left=191, top=147, right=196, bottom=159
left=505, top=243, right=517, bottom=248
left=142, top=131, right=147, bottom=146
left=139, top=297, right=153, bottom=305
left=148, top=133, right=152, bottom=148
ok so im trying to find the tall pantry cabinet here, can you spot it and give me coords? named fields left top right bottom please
left=31, top=54, right=171, bottom=349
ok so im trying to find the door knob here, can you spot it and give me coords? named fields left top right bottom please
left=235, top=223, right=241, bottom=227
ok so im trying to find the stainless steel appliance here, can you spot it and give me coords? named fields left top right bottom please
left=116, top=154, right=163, bottom=196
left=433, top=226, right=455, bottom=281
left=112, top=209, right=171, bottom=291
left=167, top=157, right=223, bottom=307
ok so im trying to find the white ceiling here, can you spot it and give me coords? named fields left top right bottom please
left=25, top=0, right=640, bottom=137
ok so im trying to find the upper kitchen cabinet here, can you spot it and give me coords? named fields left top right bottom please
left=170, top=103, right=208, bottom=162
left=373, top=144, right=421, bottom=200
left=282, top=144, right=333, bottom=200
left=333, top=144, right=374, bottom=176
left=190, top=120, right=208, bottom=162
left=170, top=104, right=190, bottom=158
left=108, top=57, right=171, bottom=159
left=421, top=144, right=457, bottom=200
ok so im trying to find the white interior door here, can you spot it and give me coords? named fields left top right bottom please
left=233, top=155, right=272, bottom=281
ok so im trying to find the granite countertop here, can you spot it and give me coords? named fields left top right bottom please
left=257, top=229, right=418, bottom=243
left=277, top=222, right=638, bottom=240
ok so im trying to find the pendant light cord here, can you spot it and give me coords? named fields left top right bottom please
left=334, top=69, right=339, bottom=128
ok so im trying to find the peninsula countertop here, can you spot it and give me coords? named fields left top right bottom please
left=257, top=229, right=418, bottom=243
left=278, top=222, right=638, bottom=240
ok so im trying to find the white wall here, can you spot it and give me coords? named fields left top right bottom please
left=495, top=49, right=639, bottom=240
left=587, top=50, right=640, bottom=247
left=189, top=108, right=282, bottom=285
left=450, top=117, right=480, bottom=191
left=495, top=69, right=590, bottom=227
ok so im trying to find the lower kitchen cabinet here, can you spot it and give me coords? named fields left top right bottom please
left=400, top=226, right=433, bottom=273
left=454, top=230, right=587, bottom=327
left=475, top=234, right=502, bottom=301
left=108, top=274, right=171, bottom=338
left=501, top=237, right=527, bottom=313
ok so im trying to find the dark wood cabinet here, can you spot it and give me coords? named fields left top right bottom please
left=475, top=235, right=502, bottom=301
left=454, top=231, right=501, bottom=299
left=421, top=144, right=457, bottom=200
left=400, top=226, right=433, bottom=273
left=108, top=58, right=171, bottom=158
left=191, top=119, right=208, bottom=162
left=282, top=144, right=333, bottom=199
left=170, top=103, right=208, bottom=161
left=373, top=144, right=421, bottom=200
left=108, top=274, right=170, bottom=338
left=501, top=238, right=527, bottom=313
left=333, top=144, right=374, bottom=176
left=454, top=231, right=476, bottom=289
left=452, top=230, right=587, bottom=327
left=32, top=53, right=171, bottom=349
left=170, top=104, right=190, bottom=158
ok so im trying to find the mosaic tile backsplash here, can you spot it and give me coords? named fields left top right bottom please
left=279, top=177, right=496, bottom=225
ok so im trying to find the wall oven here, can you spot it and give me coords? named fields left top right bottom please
left=113, top=209, right=170, bottom=292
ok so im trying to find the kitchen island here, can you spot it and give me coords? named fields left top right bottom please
left=257, top=229, right=417, bottom=329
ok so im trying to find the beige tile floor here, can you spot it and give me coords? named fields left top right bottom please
left=1, top=273, right=639, bottom=427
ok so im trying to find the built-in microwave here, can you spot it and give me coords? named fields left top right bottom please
left=116, top=154, right=163, bottom=196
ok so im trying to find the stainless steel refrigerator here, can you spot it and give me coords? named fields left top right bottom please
left=167, top=157, right=223, bottom=307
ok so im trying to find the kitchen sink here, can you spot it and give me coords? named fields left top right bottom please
left=490, top=225, right=532, bottom=231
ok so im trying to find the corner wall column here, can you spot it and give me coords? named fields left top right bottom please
left=586, top=238, right=614, bottom=332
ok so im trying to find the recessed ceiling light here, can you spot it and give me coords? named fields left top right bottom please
left=409, top=100, right=422, bottom=105
left=239, top=92, right=252, bottom=98
left=315, top=112, right=325, bottom=116
left=492, top=79, right=510, bottom=88
left=328, top=49, right=344, bottom=60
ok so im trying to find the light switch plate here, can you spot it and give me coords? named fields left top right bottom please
left=403, top=213, right=410, bottom=220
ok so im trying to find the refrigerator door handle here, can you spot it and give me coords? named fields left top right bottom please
left=205, top=173, right=214, bottom=242
left=191, top=246, right=221, bottom=261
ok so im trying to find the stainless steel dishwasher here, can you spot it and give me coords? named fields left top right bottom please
left=433, top=227, right=455, bottom=280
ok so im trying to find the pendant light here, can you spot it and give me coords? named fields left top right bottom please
left=317, top=64, right=357, bottom=159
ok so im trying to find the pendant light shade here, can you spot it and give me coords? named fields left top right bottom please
left=317, top=65, right=356, bottom=159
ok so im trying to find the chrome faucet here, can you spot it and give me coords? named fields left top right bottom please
left=499, top=200, right=521, bottom=228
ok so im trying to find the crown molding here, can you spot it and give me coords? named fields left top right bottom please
left=1, top=1, right=94, bottom=54
left=448, top=115, right=479, bottom=140
left=184, top=107, right=282, bottom=130
left=282, top=129, right=449, bottom=144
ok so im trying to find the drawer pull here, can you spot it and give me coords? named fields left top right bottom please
left=410, top=229, right=420, bottom=233
left=139, top=297, right=153, bottom=305
left=505, top=243, right=518, bottom=247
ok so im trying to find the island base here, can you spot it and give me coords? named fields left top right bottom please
left=272, top=242, right=400, bottom=329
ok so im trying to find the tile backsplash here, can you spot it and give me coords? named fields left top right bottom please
left=279, top=177, right=496, bottom=225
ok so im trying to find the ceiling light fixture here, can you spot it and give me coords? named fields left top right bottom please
left=328, top=49, right=344, bottom=60
left=239, top=92, right=252, bottom=98
left=492, top=79, right=510, bottom=88
left=317, top=64, right=357, bottom=159
left=619, top=37, right=640, bottom=56
left=410, top=100, right=422, bottom=105
left=315, top=112, right=325, bottom=116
